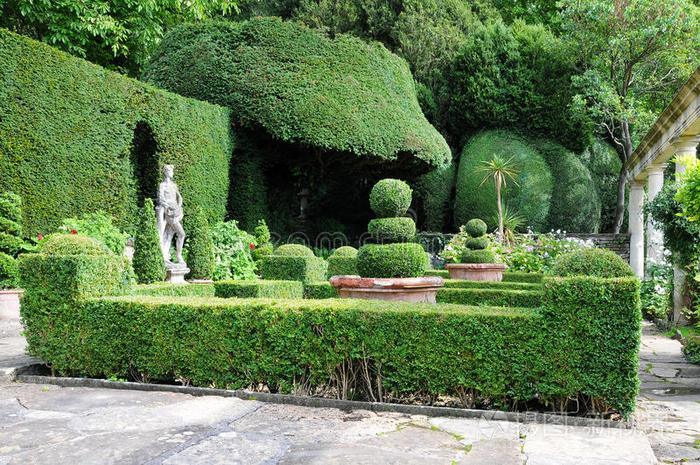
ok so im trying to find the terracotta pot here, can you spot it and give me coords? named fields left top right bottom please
left=329, top=276, right=444, bottom=303
left=446, top=263, right=507, bottom=282
left=0, top=289, right=23, bottom=320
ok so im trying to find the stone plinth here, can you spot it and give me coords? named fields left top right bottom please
left=0, top=289, right=23, bottom=320
left=166, top=265, right=190, bottom=284
left=446, top=263, right=507, bottom=282
left=329, top=276, right=444, bottom=303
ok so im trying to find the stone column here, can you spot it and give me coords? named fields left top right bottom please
left=645, top=164, right=666, bottom=269
left=628, top=181, right=645, bottom=278
left=671, top=136, right=699, bottom=324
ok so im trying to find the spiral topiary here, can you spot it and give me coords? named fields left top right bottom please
left=0, top=192, right=30, bottom=288
left=460, top=218, right=496, bottom=264
left=358, top=178, right=426, bottom=278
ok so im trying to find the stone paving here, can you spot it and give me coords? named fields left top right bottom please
left=1, top=317, right=698, bottom=464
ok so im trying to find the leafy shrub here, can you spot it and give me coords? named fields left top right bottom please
left=444, top=280, right=541, bottom=290
left=683, top=336, right=700, bottom=364
left=254, top=219, right=271, bottom=245
left=549, top=248, right=634, bottom=278
left=215, top=280, right=303, bottom=299
left=491, top=233, right=594, bottom=273
left=503, top=272, right=544, bottom=283
left=211, top=221, right=257, bottom=281
left=143, top=18, right=450, bottom=169
left=369, top=179, right=413, bottom=218
left=675, top=154, right=700, bottom=223
left=133, top=199, right=166, bottom=284
left=260, top=255, right=327, bottom=283
left=0, top=29, right=234, bottom=236
left=580, top=140, right=623, bottom=233
left=465, top=219, right=487, bottom=237
left=640, top=263, right=673, bottom=320
left=465, top=236, right=488, bottom=250
left=437, top=288, right=542, bottom=307
left=454, top=131, right=553, bottom=231
left=59, top=212, right=128, bottom=256
left=128, top=283, right=215, bottom=298
left=647, top=182, right=700, bottom=266
left=303, top=281, right=338, bottom=299
left=40, top=234, right=111, bottom=256
left=357, top=243, right=427, bottom=278
left=0, top=191, right=30, bottom=288
left=327, top=247, right=358, bottom=277
left=275, top=244, right=315, bottom=257
left=368, top=217, right=416, bottom=243
left=183, top=205, right=215, bottom=281
left=461, top=249, right=496, bottom=263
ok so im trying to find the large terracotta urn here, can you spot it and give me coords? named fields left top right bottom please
left=446, top=263, right=507, bottom=282
left=330, top=276, right=444, bottom=303
left=0, top=289, right=23, bottom=320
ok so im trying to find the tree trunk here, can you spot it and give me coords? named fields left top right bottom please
left=496, top=181, right=503, bottom=242
left=613, top=120, right=634, bottom=233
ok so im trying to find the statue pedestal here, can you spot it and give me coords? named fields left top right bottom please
left=165, top=264, right=190, bottom=284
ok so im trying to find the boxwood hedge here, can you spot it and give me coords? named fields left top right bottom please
left=19, top=253, right=642, bottom=417
left=437, top=288, right=542, bottom=307
left=128, top=283, right=215, bottom=298
left=0, top=28, right=234, bottom=235
left=214, top=280, right=303, bottom=299
left=260, top=255, right=327, bottom=283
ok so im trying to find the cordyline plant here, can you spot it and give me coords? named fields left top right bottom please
left=476, top=155, right=520, bottom=243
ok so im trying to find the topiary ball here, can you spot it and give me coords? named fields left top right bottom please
left=40, top=234, right=112, bottom=256
left=465, top=218, right=487, bottom=238
left=465, top=236, right=489, bottom=250
left=332, top=246, right=358, bottom=258
left=368, top=217, right=416, bottom=243
left=369, top=179, right=413, bottom=218
left=548, top=248, right=634, bottom=278
left=357, top=242, right=426, bottom=278
left=274, top=243, right=315, bottom=257
left=461, top=249, right=496, bottom=264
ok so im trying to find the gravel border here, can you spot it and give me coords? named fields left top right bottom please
left=16, top=372, right=633, bottom=429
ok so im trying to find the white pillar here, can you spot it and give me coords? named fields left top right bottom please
left=629, top=182, right=645, bottom=278
left=671, top=135, right=699, bottom=324
left=646, top=164, right=666, bottom=268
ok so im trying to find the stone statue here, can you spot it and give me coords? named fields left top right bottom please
left=156, top=164, right=189, bottom=282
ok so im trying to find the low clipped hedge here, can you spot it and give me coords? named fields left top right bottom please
left=128, top=283, right=215, bottom=298
left=303, top=282, right=338, bottom=299
left=549, top=249, right=634, bottom=278
left=327, top=257, right=357, bottom=278
left=357, top=243, right=426, bottom=278
left=215, top=280, right=303, bottom=299
left=503, top=272, right=544, bottom=283
left=260, top=255, right=327, bottom=283
left=19, top=252, right=642, bottom=417
left=367, top=218, right=416, bottom=243
left=425, top=269, right=450, bottom=279
left=443, top=280, right=541, bottom=291
left=437, top=288, right=542, bottom=307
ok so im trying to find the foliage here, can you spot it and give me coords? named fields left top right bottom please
left=183, top=205, right=215, bottom=280
left=579, top=140, right=623, bottom=233
left=503, top=272, right=544, bottom=283
left=647, top=181, right=700, bottom=266
left=40, top=234, right=112, bottom=256
left=128, top=282, right=215, bottom=298
left=437, top=288, right=542, bottom=307
left=476, top=154, right=520, bottom=241
left=492, top=205, right=526, bottom=246
left=549, top=248, right=635, bottom=278
left=357, top=243, right=427, bottom=278
left=412, top=162, right=456, bottom=231
left=214, top=280, right=304, bottom=299
left=0, top=191, right=29, bottom=288
left=461, top=249, right=496, bottom=264
left=253, top=219, right=271, bottom=245
left=143, top=18, right=451, bottom=169
left=0, top=0, right=241, bottom=75
left=59, top=212, right=128, bottom=256
left=684, top=336, right=700, bottom=364
left=640, top=263, right=673, bottom=320
left=369, top=179, right=413, bottom=218
left=303, top=281, right=338, bottom=299
left=464, top=219, right=487, bottom=238
left=275, top=244, right=315, bottom=257
left=260, top=255, right=327, bottom=283
left=133, top=199, right=165, bottom=284
left=455, top=131, right=552, bottom=232
left=443, top=21, right=591, bottom=151
left=20, top=256, right=642, bottom=416
left=560, top=0, right=700, bottom=231
left=211, top=221, right=257, bottom=282
left=0, top=29, right=234, bottom=236
left=491, top=233, right=594, bottom=273
left=465, top=236, right=489, bottom=250
left=327, top=247, right=358, bottom=277
left=368, top=218, right=416, bottom=243
left=443, top=280, right=540, bottom=290
left=536, top=140, right=601, bottom=233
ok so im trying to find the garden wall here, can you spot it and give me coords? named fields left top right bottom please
left=0, top=28, right=234, bottom=236
left=565, top=234, right=631, bottom=262
left=20, top=253, right=641, bottom=417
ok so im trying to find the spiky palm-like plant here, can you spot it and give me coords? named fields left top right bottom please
left=477, top=155, right=520, bottom=242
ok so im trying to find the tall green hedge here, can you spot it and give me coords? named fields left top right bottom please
left=0, top=28, right=234, bottom=236
left=142, top=17, right=451, bottom=170
left=412, top=162, right=457, bottom=232
left=580, top=140, right=623, bottom=233
left=454, top=131, right=552, bottom=231
left=133, top=199, right=165, bottom=284
left=19, top=253, right=642, bottom=417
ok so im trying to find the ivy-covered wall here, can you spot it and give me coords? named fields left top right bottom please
left=0, top=28, right=234, bottom=236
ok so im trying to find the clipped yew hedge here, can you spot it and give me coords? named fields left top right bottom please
left=214, top=280, right=303, bottom=299
left=437, top=288, right=542, bottom=307
left=0, top=28, right=234, bottom=235
left=20, top=253, right=641, bottom=417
